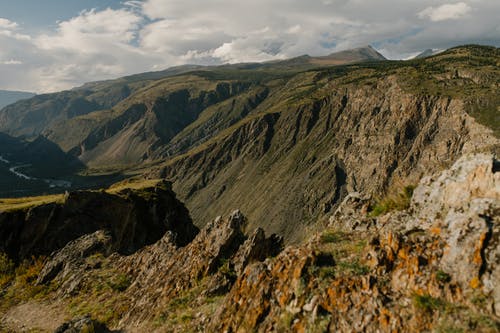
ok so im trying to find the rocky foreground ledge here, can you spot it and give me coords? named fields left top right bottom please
left=1, top=154, right=499, bottom=332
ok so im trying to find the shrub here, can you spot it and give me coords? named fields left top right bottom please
left=436, top=270, right=452, bottom=283
left=320, top=231, right=347, bottom=244
left=413, top=294, right=445, bottom=312
left=0, top=253, right=15, bottom=287
left=369, top=185, right=415, bottom=217
left=217, top=259, right=237, bottom=280
left=107, top=274, right=131, bottom=292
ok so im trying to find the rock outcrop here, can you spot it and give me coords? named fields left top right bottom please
left=118, top=210, right=283, bottom=329
left=0, top=181, right=198, bottom=262
left=208, top=154, right=499, bottom=332
left=0, top=154, right=498, bottom=332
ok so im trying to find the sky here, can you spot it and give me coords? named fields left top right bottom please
left=0, top=0, right=498, bottom=93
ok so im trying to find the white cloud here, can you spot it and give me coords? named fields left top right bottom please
left=36, top=8, right=143, bottom=51
left=0, top=18, right=18, bottom=30
left=418, top=2, right=471, bottom=22
left=0, top=1, right=498, bottom=92
left=1, top=59, right=22, bottom=65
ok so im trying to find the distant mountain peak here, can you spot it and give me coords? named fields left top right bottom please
left=309, top=45, right=386, bottom=66
left=413, top=48, right=444, bottom=59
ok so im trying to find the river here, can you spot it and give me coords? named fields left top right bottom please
left=0, top=154, right=71, bottom=188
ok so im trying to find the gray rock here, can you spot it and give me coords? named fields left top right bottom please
left=54, top=315, right=115, bottom=333
left=37, top=230, right=112, bottom=296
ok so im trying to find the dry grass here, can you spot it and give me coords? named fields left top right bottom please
left=0, top=194, right=64, bottom=212
left=0, top=178, right=165, bottom=213
left=106, top=178, right=163, bottom=194
left=369, top=184, right=415, bottom=217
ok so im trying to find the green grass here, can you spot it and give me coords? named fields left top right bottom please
left=217, top=258, right=237, bottom=280
left=413, top=294, right=446, bottom=312
left=0, top=256, right=49, bottom=312
left=320, top=231, right=348, bottom=244
left=0, top=178, right=166, bottom=214
left=436, top=270, right=452, bottom=284
left=337, top=260, right=370, bottom=276
left=314, top=229, right=370, bottom=279
left=107, top=273, right=131, bottom=292
left=0, top=194, right=64, bottom=212
left=369, top=185, right=415, bottom=217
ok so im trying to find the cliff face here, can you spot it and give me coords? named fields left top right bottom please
left=0, top=46, right=498, bottom=332
left=0, top=181, right=197, bottom=262
left=161, top=71, right=498, bottom=242
left=0, top=46, right=497, bottom=243
left=1, top=154, right=497, bottom=333
left=209, top=153, right=499, bottom=332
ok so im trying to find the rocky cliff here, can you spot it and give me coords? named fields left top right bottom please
left=1, top=153, right=498, bottom=332
left=0, top=45, right=498, bottom=332
left=0, top=46, right=498, bottom=243
left=0, top=180, right=197, bottom=262
left=158, top=46, right=499, bottom=242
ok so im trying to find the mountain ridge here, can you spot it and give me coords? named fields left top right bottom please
left=0, top=44, right=498, bottom=332
left=0, top=90, right=35, bottom=110
left=0, top=45, right=498, bottom=241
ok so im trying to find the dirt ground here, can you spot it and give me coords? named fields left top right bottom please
left=1, top=300, right=69, bottom=332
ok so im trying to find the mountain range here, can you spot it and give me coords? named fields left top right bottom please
left=0, top=44, right=498, bottom=332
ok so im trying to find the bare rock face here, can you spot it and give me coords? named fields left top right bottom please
left=208, top=154, right=500, bottom=332
left=411, top=153, right=500, bottom=314
left=117, top=210, right=283, bottom=328
left=0, top=181, right=198, bottom=262
left=36, top=230, right=112, bottom=295
left=232, top=227, right=283, bottom=275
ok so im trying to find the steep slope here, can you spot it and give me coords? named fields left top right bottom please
left=61, top=79, right=253, bottom=167
left=0, top=90, right=35, bottom=110
left=0, top=45, right=498, bottom=243
left=0, top=180, right=197, bottom=262
left=153, top=45, right=499, bottom=241
left=0, top=153, right=498, bottom=332
left=0, top=45, right=386, bottom=158
left=0, top=67, right=200, bottom=139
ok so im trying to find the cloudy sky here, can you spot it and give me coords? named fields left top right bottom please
left=0, top=0, right=498, bottom=93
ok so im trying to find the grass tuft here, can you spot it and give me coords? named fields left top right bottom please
left=413, top=294, right=445, bottom=312
left=369, top=185, right=415, bottom=217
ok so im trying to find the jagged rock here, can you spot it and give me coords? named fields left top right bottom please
left=411, top=153, right=500, bottom=314
left=118, top=210, right=283, bottom=328
left=54, top=315, right=114, bottom=333
left=36, top=230, right=112, bottom=294
left=328, top=191, right=373, bottom=231
left=411, top=153, right=499, bottom=229
left=207, top=153, right=500, bottom=332
left=232, top=227, right=283, bottom=275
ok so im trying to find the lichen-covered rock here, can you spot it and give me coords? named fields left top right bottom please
left=118, top=210, right=282, bottom=329
left=207, top=154, right=500, bottom=332
left=411, top=153, right=500, bottom=315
